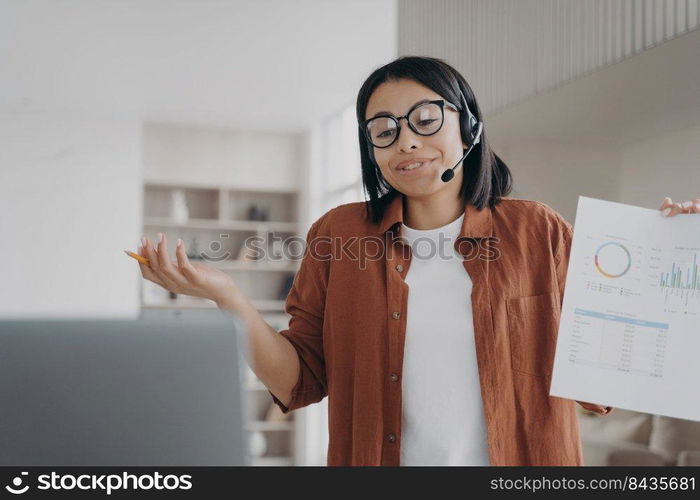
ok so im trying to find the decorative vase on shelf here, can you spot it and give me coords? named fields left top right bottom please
left=247, top=203, right=262, bottom=221
left=249, top=431, right=267, bottom=457
left=171, top=189, right=189, bottom=224
left=186, top=236, right=201, bottom=260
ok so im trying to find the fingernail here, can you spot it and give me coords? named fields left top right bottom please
left=141, top=236, right=147, bottom=247
left=177, top=238, right=182, bottom=247
left=682, top=201, right=693, bottom=209
left=158, top=233, right=164, bottom=244
left=662, top=207, right=671, bottom=216
left=695, top=202, right=700, bottom=211
left=664, top=196, right=671, bottom=203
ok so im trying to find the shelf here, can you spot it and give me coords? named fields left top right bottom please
left=144, top=259, right=298, bottom=273
left=142, top=178, right=301, bottom=466
left=251, top=456, right=294, bottom=466
left=246, top=421, right=294, bottom=432
left=144, top=179, right=298, bottom=195
left=141, top=302, right=217, bottom=309
left=144, top=216, right=297, bottom=233
left=141, top=299, right=286, bottom=312
left=213, top=260, right=299, bottom=272
left=252, top=300, right=287, bottom=311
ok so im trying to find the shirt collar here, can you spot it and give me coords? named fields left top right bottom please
left=377, top=191, right=494, bottom=238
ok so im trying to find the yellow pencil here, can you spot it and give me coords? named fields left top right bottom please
left=124, top=249, right=150, bottom=266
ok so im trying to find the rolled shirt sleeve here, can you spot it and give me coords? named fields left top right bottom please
left=553, top=213, right=615, bottom=417
left=268, top=213, right=331, bottom=414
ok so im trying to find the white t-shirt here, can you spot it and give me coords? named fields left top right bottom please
left=398, top=212, right=491, bottom=466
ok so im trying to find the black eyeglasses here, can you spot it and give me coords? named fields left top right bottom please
left=360, top=99, right=460, bottom=149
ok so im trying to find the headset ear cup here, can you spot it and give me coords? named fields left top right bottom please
left=459, top=89, right=482, bottom=146
left=462, top=115, right=477, bottom=145
left=459, top=113, right=471, bottom=147
left=472, top=119, right=482, bottom=145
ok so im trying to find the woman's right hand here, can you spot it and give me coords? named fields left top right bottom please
left=138, top=233, right=238, bottom=306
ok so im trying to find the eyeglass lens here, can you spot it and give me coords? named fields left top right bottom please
left=366, top=102, right=443, bottom=147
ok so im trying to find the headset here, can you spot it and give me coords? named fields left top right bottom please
left=441, top=89, right=483, bottom=182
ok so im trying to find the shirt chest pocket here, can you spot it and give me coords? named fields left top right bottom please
left=505, top=292, right=560, bottom=379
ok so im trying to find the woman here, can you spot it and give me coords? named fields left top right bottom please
left=137, top=56, right=700, bottom=466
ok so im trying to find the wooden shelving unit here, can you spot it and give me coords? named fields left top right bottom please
left=140, top=180, right=303, bottom=466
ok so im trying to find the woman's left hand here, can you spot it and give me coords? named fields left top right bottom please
left=659, top=196, right=700, bottom=216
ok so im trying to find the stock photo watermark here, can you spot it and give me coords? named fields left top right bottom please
left=195, top=232, right=502, bottom=270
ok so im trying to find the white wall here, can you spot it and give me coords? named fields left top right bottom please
left=491, top=125, right=699, bottom=229
left=496, top=141, right=622, bottom=223
left=143, top=123, right=302, bottom=191
left=494, top=127, right=700, bottom=226
left=487, top=29, right=700, bottom=223
left=619, top=124, right=700, bottom=207
left=0, top=112, right=142, bottom=318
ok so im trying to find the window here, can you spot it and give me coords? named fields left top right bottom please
left=320, top=104, right=364, bottom=213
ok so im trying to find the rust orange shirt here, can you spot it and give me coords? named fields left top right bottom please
left=269, top=191, right=614, bottom=466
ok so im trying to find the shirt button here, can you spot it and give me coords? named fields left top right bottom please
left=395, top=264, right=404, bottom=272
left=390, top=373, right=399, bottom=382
left=392, top=311, right=401, bottom=320
left=387, top=433, right=396, bottom=443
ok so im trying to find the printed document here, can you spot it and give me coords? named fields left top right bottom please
left=550, top=196, right=700, bottom=421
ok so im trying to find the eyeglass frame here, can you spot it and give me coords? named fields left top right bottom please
left=360, top=99, right=460, bottom=149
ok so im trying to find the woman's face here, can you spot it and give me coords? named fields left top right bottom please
left=364, top=78, right=468, bottom=198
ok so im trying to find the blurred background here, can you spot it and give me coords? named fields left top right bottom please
left=1, top=0, right=699, bottom=466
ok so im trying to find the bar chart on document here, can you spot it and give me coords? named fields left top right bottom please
left=550, top=196, right=700, bottom=421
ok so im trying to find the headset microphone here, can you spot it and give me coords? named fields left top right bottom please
left=441, top=121, right=483, bottom=183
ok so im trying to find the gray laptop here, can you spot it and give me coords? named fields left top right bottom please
left=0, top=311, right=250, bottom=466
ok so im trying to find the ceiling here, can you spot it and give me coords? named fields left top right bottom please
left=0, top=0, right=397, bottom=132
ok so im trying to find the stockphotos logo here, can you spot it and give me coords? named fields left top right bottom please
left=4, top=471, right=193, bottom=495
left=5, top=472, right=29, bottom=494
